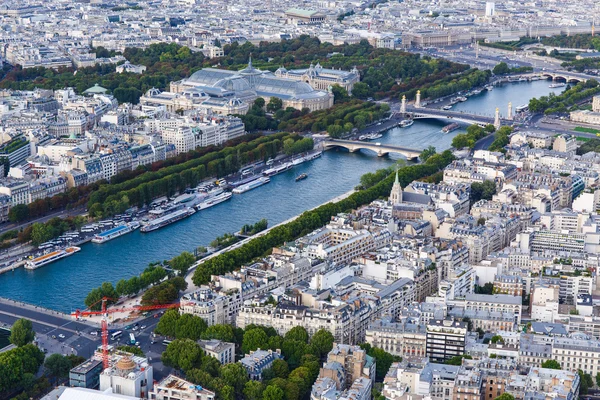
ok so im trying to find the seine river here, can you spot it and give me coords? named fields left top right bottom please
left=0, top=80, right=564, bottom=312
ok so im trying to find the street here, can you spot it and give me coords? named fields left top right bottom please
left=0, top=298, right=174, bottom=380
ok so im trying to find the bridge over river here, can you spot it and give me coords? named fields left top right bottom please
left=322, top=139, right=421, bottom=159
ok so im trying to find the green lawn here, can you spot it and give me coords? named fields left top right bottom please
left=574, top=126, right=600, bottom=134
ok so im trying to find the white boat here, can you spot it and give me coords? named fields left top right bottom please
left=457, top=96, right=468, bottom=102
left=442, top=105, right=453, bottom=110
left=291, top=156, right=306, bottom=166
left=400, top=120, right=414, bottom=127
left=485, top=85, right=494, bottom=91
left=549, top=82, right=566, bottom=88
left=263, top=163, right=292, bottom=177
left=141, top=207, right=195, bottom=233
left=471, top=89, right=482, bottom=95
left=196, top=192, right=233, bottom=210
left=305, top=151, right=322, bottom=161
left=91, top=222, right=140, bottom=244
left=25, top=247, right=81, bottom=270
left=232, top=177, right=270, bottom=194
left=358, top=135, right=367, bottom=141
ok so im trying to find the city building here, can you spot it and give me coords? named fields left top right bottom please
left=240, top=349, right=283, bottom=380
left=425, top=319, right=467, bottom=363
left=149, top=375, right=215, bottom=400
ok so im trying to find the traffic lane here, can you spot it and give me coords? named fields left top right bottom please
left=0, top=301, right=94, bottom=332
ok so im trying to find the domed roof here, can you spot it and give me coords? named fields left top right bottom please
left=116, top=357, right=136, bottom=371
left=214, top=76, right=252, bottom=92
left=238, top=57, right=262, bottom=76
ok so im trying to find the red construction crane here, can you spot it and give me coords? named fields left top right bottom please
left=71, top=297, right=180, bottom=369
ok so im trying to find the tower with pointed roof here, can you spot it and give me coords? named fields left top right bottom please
left=390, top=168, right=403, bottom=205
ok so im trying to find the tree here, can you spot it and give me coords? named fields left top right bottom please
left=595, top=372, right=600, bottom=388
left=220, top=363, right=249, bottom=396
left=351, top=82, right=371, bottom=99
left=244, top=381, right=265, bottom=400
left=10, top=318, right=35, bottom=347
left=420, top=146, right=436, bottom=162
left=484, top=124, right=496, bottom=133
left=169, top=251, right=195, bottom=274
left=578, top=370, right=594, bottom=395
left=360, top=344, right=401, bottom=381
left=44, top=354, right=72, bottom=383
left=445, top=355, right=472, bottom=365
left=494, top=394, right=515, bottom=400
left=284, top=326, right=309, bottom=343
left=493, top=62, right=510, bottom=75
left=263, top=385, right=285, bottom=400
left=155, top=309, right=180, bottom=337
left=490, top=335, right=504, bottom=344
left=470, top=180, right=497, bottom=203
left=8, top=204, right=29, bottom=222
left=202, top=324, right=236, bottom=343
left=161, top=339, right=203, bottom=371
left=330, top=85, right=349, bottom=104
left=254, top=98, right=266, bottom=109
left=272, top=359, right=290, bottom=378
left=242, top=328, right=269, bottom=354
left=288, top=367, right=312, bottom=397
left=310, top=329, right=335, bottom=358
left=267, top=97, right=283, bottom=113
left=541, top=360, right=561, bottom=369
left=175, top=314, right=207, bottom=341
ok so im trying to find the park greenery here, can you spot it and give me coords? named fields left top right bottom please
left=492, top=62, right=533, bottom=76
left=191, top=149, right=456, bottom=286
left=488, top=126, right=514, bottom=152
left=87, top=132, right=307, bottom=218
left=528, top=79, right=600, bottom=114
left=561, top=57, right=600, bottom=72
left=540, top=34, right=600, bottom=50
left=0, top=36, right=479, bottom=104
left=0, top=319, right=45, bottom=397
left=576, top=138, right=600, bottom=155
left=154, top=319, right=398, bottom=400
left=210, top=233, right=240, bottom=249
left=451, top=124, right=495, bottom=149
left=478, top=37, right=538, bottom=52
left=241, top=219, right=269, bottom=236
left=277, top=100, right=390, bottom=135
left=84, top=264, right=169, bottom=310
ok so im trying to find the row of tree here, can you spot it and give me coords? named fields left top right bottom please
left=528, top=79, right=600, bottom=114
left=241, top=219, right=269, bottom=236
left=84, top=264, right=167, bottom=310
left=89, top=132, right=305, bottom=218
left=451, top=124, right=496, bottom=149
left=487, top=126, right=514, bottom=152
left=278, top=100, right=390, bottom=134
left=492, top=62, right=533, bottom=75
left=191, top=149, right=456, bottom=286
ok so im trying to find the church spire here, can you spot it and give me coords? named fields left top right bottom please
left=390, top=166, right=403, bottom=205
left=394, top=167, right=399, bottom=184
left=248, top=54, right=252, bottom=68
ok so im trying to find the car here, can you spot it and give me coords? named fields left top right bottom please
left=124, top=325, right=132, bottom=330
left=90, top=331, right=98, bottom=336
left=132, top=326, right=139, bottom=331
left=140, top=325, right=146, bottom=330
left=51, top=335, right=56, bottom=339
left=58, top=334, right=65, bottom=339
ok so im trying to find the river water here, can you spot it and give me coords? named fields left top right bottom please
left=0, top=80, right=563, bottom=312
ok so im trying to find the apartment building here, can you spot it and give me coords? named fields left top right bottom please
left=426, top=319, right=468, bottom=363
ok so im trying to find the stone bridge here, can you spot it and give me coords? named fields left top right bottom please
left=540, top=72, right=588, bottom=83
left=322, top=139, right=421, bottom=159
left=404, top=106, right=502, bottom=127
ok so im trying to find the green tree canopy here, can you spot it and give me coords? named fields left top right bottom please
left=155, top=309, right=180, bottom=337
left=541, top=360, right=561, bottom=369
left=161, top=339, right=204, bottom=371
left=263, top=385, right=285, bottom=400
left=44, top=354, right=72, bottom=382
left=10, top=318, right=35, bottom=347
left=169, top=251, right=196, bottom=274
left=309, top=329, right=335, bottom=358
left=242, top=328, right=269, bottom=354
left=284, top=327, right=309, bottom=343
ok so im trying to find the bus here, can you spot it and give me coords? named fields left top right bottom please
left=110, top=331, right=122, bottom=341
left=129, top=333, right=136, bottom=345
left=162, top=339, right=172, bottom=346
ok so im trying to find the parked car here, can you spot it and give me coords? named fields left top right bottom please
left=58, top=334, right=65, bottom=339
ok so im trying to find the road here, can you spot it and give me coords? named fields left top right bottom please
left=0, top=298, right=174, bottom=380
left=0, top=206, right=86, bottom=235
